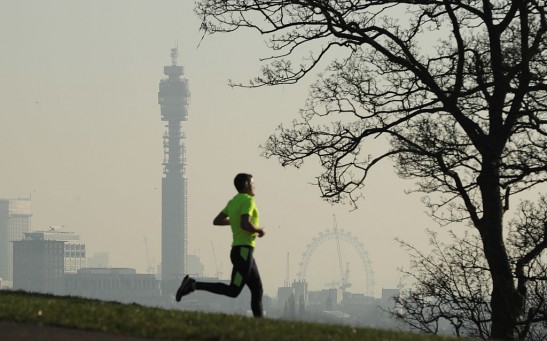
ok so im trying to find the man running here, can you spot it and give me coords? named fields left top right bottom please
left=175, top=173, right=267, bottom=317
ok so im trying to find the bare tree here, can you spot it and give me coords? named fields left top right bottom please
left=195, top=1, right=547, bottom=339
left=392, top=196, right=546, bottom=340
left=394, top=230, right=492, bottom=339
left=508, top=196, right=547, bottom=340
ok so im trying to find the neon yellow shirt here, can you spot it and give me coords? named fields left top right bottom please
left=222, top=193, right=259, bottom=247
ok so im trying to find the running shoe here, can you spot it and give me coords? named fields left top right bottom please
left=175, top=275, right=195, bottom=302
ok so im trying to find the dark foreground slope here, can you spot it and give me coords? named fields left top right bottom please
left=0, top=291, right=461, bottom=341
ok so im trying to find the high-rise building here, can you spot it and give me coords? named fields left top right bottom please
left=158, top=47, right=190, bottom=295
left=23, top=228, right=86, bottom=274
left=12, top=238, right=65, bottom=294
left=12, top=228, right=86, bottom=294
left=0, top=198, right=32, bottom=281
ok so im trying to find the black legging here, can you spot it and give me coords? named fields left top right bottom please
left=195, top=245, right=263, bottom=317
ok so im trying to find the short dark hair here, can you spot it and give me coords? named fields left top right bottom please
left=234, top=173, right=253, bottom=192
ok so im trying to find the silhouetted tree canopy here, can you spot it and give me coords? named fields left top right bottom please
left=196, top=1, right=547, bottom=339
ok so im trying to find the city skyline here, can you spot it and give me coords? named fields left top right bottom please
left=0, top=1, right=434, bottom=297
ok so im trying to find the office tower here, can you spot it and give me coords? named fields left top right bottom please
left=0, top=198, right=32, bottom=281
left=24, top=228, right=86, bottom=273
left=13, top=237, right=65, bottom=294
left=158, top=47, right=190, bottom=295
left=12, top=228, right=85, bottom=294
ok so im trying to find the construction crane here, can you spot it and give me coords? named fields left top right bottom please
left=324, top=263, right=351, bottom=289
left=343, top=262, right=351, bottom=289
left=285, top=252, right=290, bottom=287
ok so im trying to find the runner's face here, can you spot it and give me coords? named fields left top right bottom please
left=245, top=178, right=255, bottom=196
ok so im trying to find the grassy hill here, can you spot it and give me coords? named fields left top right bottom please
left=0, top=291, right=460, bottom=340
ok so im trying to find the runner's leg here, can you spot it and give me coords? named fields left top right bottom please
left=246, top=257, right=263, bottom=317
left=195, top=246, right=251, bottom=297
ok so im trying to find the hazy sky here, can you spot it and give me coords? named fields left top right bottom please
left=0, top=1, right=436, bottom=297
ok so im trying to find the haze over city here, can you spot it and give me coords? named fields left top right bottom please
left=0, top=1, right=435, bottom=297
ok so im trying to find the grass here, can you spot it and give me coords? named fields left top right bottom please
left=0, top=290, right=460, bottom=340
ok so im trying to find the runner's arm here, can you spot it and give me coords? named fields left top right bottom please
left=240, top=214, right=266, bottom=237
left=213, top=212, right=230, bottom=226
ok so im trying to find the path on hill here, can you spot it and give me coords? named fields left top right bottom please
left=0, top=321, right=151, bottom=341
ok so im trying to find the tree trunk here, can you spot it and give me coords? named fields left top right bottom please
left=478, top=167, right=524, bottom=340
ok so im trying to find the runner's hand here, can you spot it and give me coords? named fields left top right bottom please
left=257, top=228, right=266, bottom=238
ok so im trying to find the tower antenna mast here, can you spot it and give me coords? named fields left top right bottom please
left=170, top=47, right=179, bottom=66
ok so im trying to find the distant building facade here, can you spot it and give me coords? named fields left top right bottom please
left=64, top=268, right=161, bottom=306
left=276, top=280, right=309, bottom=318
left=24, top=228, right=86, bottom=273
left=12, top=228, right=86, bottom=294
left=13, top=239, right=65, bottom=294
left=0, top=198, right=32, bottom=282
left=277, top=286, right=294, bottom=313
left=272, top=280, right=401, bottom=328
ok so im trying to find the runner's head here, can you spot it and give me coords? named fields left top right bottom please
left=234, top=173, right=254, bottom=196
